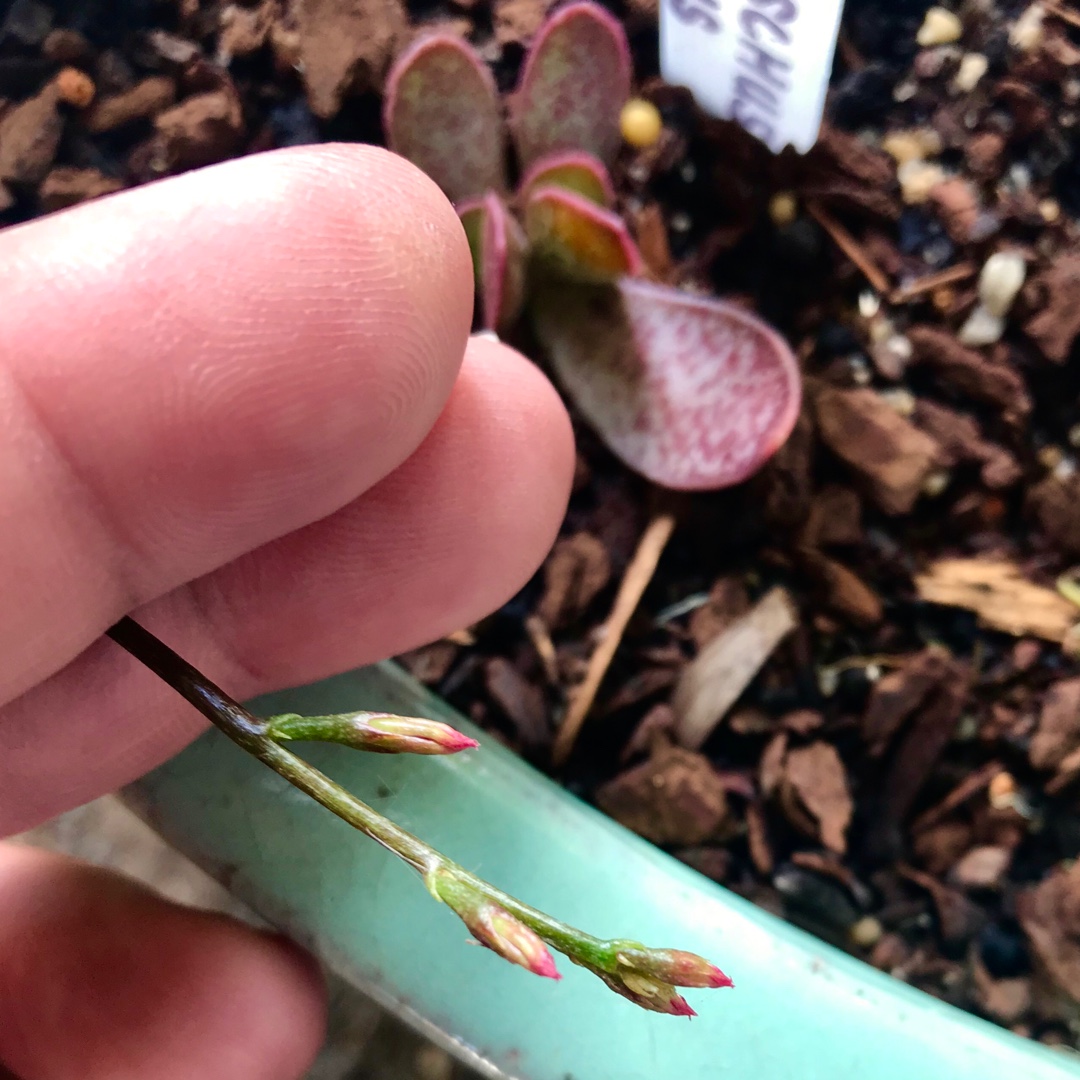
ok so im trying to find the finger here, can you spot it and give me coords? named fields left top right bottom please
left=1, top=338, right=574, bottom=835
left=0, top=143, right=472, bottom=706
left=0, top=844, right=326, bottom=1080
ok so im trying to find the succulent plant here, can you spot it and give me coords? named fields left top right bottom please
left=383, top=1, right=801, bottom=492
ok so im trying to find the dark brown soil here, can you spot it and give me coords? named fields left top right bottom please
left=5, top=0, right=1080, bottom=1052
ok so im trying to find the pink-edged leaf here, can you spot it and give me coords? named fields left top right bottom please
left=532, top=278, right=802, bottom=491
left=384, top=34, right=506, bottom=203
left=459, top=192, right=527, bottom=332
left=526, top=185, right=642, bottom=283
left=519, top=149, right=615, bottom=206
left=510, top=1, right=631, bottom=169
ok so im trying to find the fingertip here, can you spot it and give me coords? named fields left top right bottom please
left=0, top=844, right=328, bottom=1080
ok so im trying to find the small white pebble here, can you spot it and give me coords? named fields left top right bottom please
left=868, top=314, right=895, bottom=344
left=1065, top=78, right=1080, bottom=105
left=923, top=469, right=952, bottom=497
left=850, top=356, right=872, bottom=385
left=918, top=6, right=964, bottom=45
left=871, top=334, right=913, bottom=379
left=898, top=159, right=946, bottom=204
left=958, top=302, right=1006, bottom=345
left=952, top=51, right=988, bottom=93
left=880, top=387, right=917, bottom=416
left=859, top=290, right=881, bottom=319
left=1038, top=444, right=1064, bottom=471
left=893, top=79, right=919, bottom=102
left=979, top=250, right=1026, bottom=317
left=1008, top=162, right=1033, bottom=191
left=818, top=667, right=840, bottom=697
left=679, top=161, right=698, bottom=184
left=1010, top=3, right=1045, bottom=51
left=1055, top=456, right=1077, bottom=480
left=1040, top=198, right=1061, bottom=222
left=850, top=916, right=884, bottom=949
left=670, top=211, right=692, bottom=233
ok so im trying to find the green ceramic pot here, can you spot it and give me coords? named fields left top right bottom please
left=123, top=661, right=1080, bottom=1080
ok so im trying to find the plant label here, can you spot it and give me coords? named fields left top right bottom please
left=659, top=0, right=845, bottom=153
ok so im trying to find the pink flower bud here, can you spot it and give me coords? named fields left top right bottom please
left=264, top=711, right=478, bottom=755
left=616, top=946, right=733, bottom=989
left=363, top=713, right=480, bottom=755
left=471, top=902, right=562, bottom=980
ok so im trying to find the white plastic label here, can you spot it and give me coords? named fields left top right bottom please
left=659, top=0, right=846, bottom=154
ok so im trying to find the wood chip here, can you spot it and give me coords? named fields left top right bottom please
left=914, top=559, right=1079, bottom=643
left=1030, top=677, right=1080, bottom=771
left=783, top=741, right=854, bottom=854
left=673, top=586, right=798, bottom=750
left=536, top=531, right=611, bottom=629
left=815, top=386, right=939, bottom=515
left=594, top=746, right=727, bottom=846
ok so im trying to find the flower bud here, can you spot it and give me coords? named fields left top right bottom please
left=264, top=711, right=478, bottom=755
left=615, top=945, right=733, bottom=989
left=429, top=870, right=560, bottom=980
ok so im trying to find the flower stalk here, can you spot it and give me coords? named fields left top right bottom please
left=106, top=616, right=731, bottom=1014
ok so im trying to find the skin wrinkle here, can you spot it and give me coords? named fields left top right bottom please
left=0, top=145, right=472, bottom=710
left=0, top=341, right=573, bottom=837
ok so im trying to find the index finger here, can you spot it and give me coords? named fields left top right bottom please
left=0, top=144, right=473, bottom=705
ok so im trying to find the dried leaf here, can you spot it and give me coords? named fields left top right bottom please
left=914, top=559, right=1079, bottom=643
left=510, top=0, right=630, bottom=169
left=384, top=34, right=506, bottom=202
left=783, top=742, right=853, bottom=854
left=532, top=279, right=802, bottom=491
left=673, top=588, right=798, bottom=749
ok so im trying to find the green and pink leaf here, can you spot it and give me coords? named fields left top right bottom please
left=384, top=34, right=506, bottom=203
left=510, top=1, right=631, bottom=169
left=532, top=278, right=802, bottom=491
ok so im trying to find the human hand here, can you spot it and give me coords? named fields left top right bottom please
left=0, top=145, right=574, bottom=1080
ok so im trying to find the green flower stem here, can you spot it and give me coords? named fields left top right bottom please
left=105, top=617, right=618, bottom=969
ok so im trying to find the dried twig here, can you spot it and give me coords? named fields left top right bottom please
left=553, top=512, right=677, bottom=765
left=889, top=262, right=977, bottom=304
left=806, top=200, right=891, bottom=295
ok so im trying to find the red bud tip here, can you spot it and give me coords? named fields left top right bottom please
left=708, top=967, right=734, bottom=989
left=440, top=730, right=481, bottom=752
left=484, top=905, right=562, bottom=980
left=668, top=995, right=697, bottom=1018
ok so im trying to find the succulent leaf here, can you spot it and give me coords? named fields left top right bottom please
left=531, top=278, right=802, bottom=490
left=525, top=185, right=642, bottom=283
left=384, top=34, right=506, bottom=203
left=510, top=1, right=631, bottom=169
left=459, top=192, right=528, bottom=333
left=519, top=150, right=615, bottom=206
